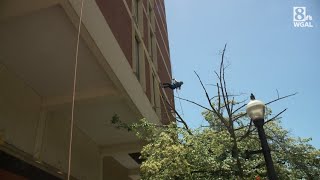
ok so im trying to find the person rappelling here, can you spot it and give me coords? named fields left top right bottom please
left=161, top=79, right=183, bottom=90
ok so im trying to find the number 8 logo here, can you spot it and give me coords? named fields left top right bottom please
left=294, top=7, right=305, bottom=21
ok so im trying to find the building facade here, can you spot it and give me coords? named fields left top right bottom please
left=0, top=0, right=173, bottom=179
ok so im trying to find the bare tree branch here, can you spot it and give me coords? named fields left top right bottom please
left=232, top=113, right=247, bottom=122
left=174, top=96, right=213, bottom=113
left=265, top=92, right=298, bottom=105
left=210, top=93, right=246, bottom=101
left=232, top=92, right=296, bottom=120
left=194, top=71, right=225, bottom=123
left=232, top=103, right=247, bottom=115
left=223, top=63, right=232, bottom=121
left=217, top=83, right=221, bottom=113
left=218, top=44, right=232, bottom=121
left=217, top=99, right=246, bottom=113
left=265, top=108, right=287, bottom=124
left=164, top=96, right=192, bottom=135
left=237, top=119, right=253, bottom=141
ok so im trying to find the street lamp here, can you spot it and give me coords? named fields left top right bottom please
left=246, top=97, right=278, bottom=180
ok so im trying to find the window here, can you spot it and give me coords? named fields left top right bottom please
left=152, top=73, right=156, bottom=107
left=148, top=1, right=153, bottom=23
left=135, top=36, right=140, bottom=81
left=148, top=0, right=155, bottom=29
left=151, top=72, right=160, bottom=115
left=132, top=0, right=146, bottom=90
left=134, top=0, right=140, bottom=24
left=149, top=27, right=153, bottom=58
left=146, top=0, right=157, bottom=68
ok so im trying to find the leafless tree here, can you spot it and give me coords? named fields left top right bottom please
left=174, top=44, right=297, bottom=178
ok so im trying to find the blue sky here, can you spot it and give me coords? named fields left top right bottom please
left=165, top=0, right=320, bottom=148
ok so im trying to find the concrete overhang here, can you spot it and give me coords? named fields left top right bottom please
left=0, top=0, right=160, bottom=171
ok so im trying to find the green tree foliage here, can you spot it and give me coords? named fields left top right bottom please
left=126, top=117, right=319, bottom=179
left=113, top=45, right=320, bottom=179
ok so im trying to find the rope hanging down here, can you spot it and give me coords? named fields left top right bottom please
left=67, top=0, right=84, bottom=180
left=175, top=89, right=184, bottom=117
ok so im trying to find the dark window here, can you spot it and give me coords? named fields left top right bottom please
left=148, top=1, right=153, bottom=23
left=152, top=73, right=156, bottom=107
left=149, top=28, right=153, bottom=58
left=135, top=36, right=140, bottom=80
left=134, top=0, right=139, bottom=24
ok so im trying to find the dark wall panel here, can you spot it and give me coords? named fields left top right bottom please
left=96, top=0, right=133, bottom=67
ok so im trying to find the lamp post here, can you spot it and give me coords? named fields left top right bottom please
left=246, top=97, right=278, bottom=180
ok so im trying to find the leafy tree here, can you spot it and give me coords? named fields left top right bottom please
left=113, top=45, right=320, bottom=179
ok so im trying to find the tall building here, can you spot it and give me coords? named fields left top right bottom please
left=0, top=0, right=174, bottom=179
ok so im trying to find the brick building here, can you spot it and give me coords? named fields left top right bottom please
left=0, top=0, right=173, bottom=179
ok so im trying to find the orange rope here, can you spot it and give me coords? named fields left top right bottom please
left=67, top=0, right=84, bottom=180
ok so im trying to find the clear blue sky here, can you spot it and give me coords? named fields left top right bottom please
left=165, top=0, right=320, bottom=148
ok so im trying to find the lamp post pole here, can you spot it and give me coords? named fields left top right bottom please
left=253, top=118, right=278, bottom=180
left=246, top=95, right=278, bottom=180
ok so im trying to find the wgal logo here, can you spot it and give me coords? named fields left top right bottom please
left=293, top=7, right=313, bottom=28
